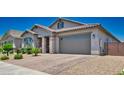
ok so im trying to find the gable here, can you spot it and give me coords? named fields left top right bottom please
left=1, top=32, right=13, bottom=41
left=1, top=34, right=14, bottom=42
left=22, top=32, right=36, bottom=39
left=98, top=26, right=120, bottom=43
left=49, top=18, right=83, bottom=30
left=32, top=27, right=52, bottom=37
left=1, top=32, right=9, bottom=40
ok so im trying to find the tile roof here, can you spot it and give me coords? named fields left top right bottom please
left=34, top=24, right=100, bottom=33
left=56, top=24, right=100, bottom=32
left=35, top=24, right=56, bottom=32
left=1, top=30, right=23, bottom=40
left=21, top=29, right=37, bottom=37
left=8, top=30, right=23, bottom=38
left=26, top=30, right=37, bottom=34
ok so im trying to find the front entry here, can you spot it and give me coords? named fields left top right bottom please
left=38, top=38, right=42, bottom=48
left=46, top=37, right=49, bottom=53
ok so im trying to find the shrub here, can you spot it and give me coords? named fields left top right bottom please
left=2, top=51, right=6, bottom=54
left=15, top=49, right=21, bottom=54
left=0, top=47, right=3, bottom=53
left=118, top=69, right=124, bottom=75
left=40, top=48, right=42, bottom=53
left=14, top=54, right=23, bottom=59
left=0, top=55, right=9, bottom=60
left=32, top=48, right=40, bottom=56
left=3, top=43, right=13, bottom=56
left=21, top=48, right=27, bottom=54
left=26, top=47, right=32, bottom=54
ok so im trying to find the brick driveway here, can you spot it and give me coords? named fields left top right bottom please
left=4, top=54, right=124, bottom=75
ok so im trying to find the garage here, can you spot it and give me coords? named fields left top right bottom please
left=59, top=33, right=91, bottom=54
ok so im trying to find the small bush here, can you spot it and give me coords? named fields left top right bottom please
left=32, top=48, right=40, bottom=56
left=26, top=47, right=32, bottom=54
left=40, top=48, right=42, bottom=53
left=3, top=43, right=13, bottom=56
left=0, top=55, right=9, bottom=60
left=2, top=51, right=6, bottom=54
left=10, top=50, right=14, bottom=54
left=118, top=69, right=124, bottom=75
left=15, top=49, right=21, bottom=54
left=14, top=54, right=23, bottom=59
left=21, top=48, right=27, bottom=54
left=0, top=47, right=3, bottom=53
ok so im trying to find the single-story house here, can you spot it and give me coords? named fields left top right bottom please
left=21, top=18, right=120, bottom=55
left=0, top=30, right=23, bottom=49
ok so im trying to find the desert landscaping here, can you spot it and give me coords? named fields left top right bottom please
left=2, top=53, right=124, bottom=75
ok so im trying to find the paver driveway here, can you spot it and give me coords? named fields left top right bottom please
left=4, top=54, right=124, bottom=75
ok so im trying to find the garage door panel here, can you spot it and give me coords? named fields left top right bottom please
left=59, top=33, right=91, bottom=54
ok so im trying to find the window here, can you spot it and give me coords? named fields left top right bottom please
left=57, top=22, right=64, bottom=29
left=61, top=22, right=64, bottom=28
left=24, top=37, right=33, bottom=47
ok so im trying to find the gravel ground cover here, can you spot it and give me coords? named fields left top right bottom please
left=4, top=54, right=124, bottom=75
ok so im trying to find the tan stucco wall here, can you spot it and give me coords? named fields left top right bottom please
left=91, top=29, right=100, bottom=55
left=98, top=29, right=118, bottom=43
left=90, top=28, right=119, bottom=55
left=14, top=38, right=22, bottom=49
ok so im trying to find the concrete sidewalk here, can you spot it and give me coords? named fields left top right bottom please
left=0, top=61, right=49, bottom=75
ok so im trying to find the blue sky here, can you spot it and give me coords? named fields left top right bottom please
left=0, top=17, right=124, bottom=41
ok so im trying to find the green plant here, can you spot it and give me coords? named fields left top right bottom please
left=2, top=51, right=6, bottom=54
left=32, top=48, right=40, bottom=56
left=0, top=47, right=3, bottom=54
left=118, top=69, right=124, bottom=75
left=15, top=49, right=21, bottom=54
left=0, top=55, right=9, bottom=60
left=21, top=48, right=27, bottom=54
left=40, top=48, right=42, bottom=53
left=14, top=54, right=23, bottom=59
left=26, top=47, right=32, bottom=54
left=3, top=43, right=13, bottom=56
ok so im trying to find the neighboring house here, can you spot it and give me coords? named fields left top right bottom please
left=0, top=30, right=23, bottom=49
left=21, top=18, right=120, bottom=55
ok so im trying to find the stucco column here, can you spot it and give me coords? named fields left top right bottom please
left=56, top=36, right=59, bottom=53
left=22, top=40, right=24, bottom=48
left=13, top=39, right=16, bottom=49
left=49, top=36, right=55, bottom=53
left=42, top=37, right=46, bottom=53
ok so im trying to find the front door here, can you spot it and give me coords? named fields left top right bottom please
left=38, top=38, right=42, bottom=48
left=46, top=37, right=49, bottom=53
